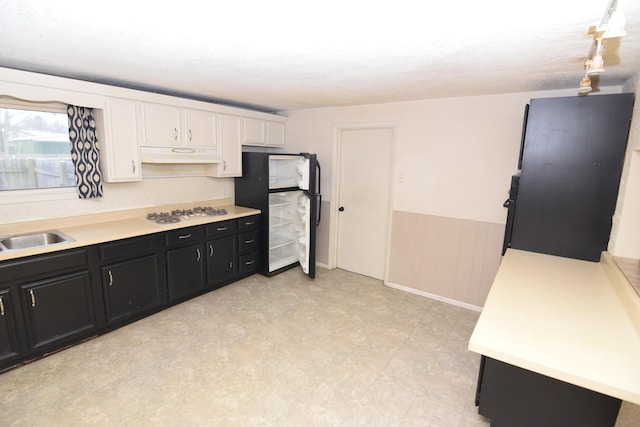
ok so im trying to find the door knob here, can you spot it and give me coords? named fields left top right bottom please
left=338, top=206, right=345, bottom=212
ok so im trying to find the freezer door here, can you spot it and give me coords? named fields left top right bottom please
left=296, top=157, right=310, bottom=191
left=268, top=155, right=307, bottom=190
left=296, top=193, right=311, bottom=274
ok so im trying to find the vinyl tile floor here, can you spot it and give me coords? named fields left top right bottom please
left=0, top=267, right=491, bottom=426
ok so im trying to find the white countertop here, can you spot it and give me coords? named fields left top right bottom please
left=0, top=199, right=260, bottom=262
left=469, top=249, right=640, bottom=405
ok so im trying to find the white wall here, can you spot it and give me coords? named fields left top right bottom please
left=610, top=73, right=640, bottom=258
left=284, top=86, right=633, bottom=307
left=285, top=87, right=624, bottom=226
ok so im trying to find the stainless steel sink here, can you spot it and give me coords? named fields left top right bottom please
left=0, top=230, right=75, bottom=251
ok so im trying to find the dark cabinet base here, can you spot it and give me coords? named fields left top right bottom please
left=21, top=272, right=95, bottom=350
left=1, top=215, right=262, bottom=373
left=0, top=288, right=20, bottom=364
left=476, top=356, right=621, bottom=427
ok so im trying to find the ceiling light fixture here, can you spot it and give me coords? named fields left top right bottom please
left=588, top=38, right=605, bottom=75
left=579, top=62, right=593, bottom=94
left=578, top=0, right=626, bottom=93
left=578, top=75, right=592, bottom=94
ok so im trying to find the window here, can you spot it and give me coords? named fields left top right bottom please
left=0, top=101, right=76, bottom=191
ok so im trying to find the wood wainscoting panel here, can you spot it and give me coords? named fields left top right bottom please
left=388, top=211, right=503, bottom=308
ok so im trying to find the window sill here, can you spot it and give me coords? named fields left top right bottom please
left=0, top=187, right=77, bottom=204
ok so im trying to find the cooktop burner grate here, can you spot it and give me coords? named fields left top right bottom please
left=146, top=206, right=228, bottom=224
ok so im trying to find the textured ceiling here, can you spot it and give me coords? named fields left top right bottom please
left=0, top=0, right=639, bottom=113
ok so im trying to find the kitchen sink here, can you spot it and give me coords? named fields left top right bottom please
left=0, top=230, right=75, bottom=251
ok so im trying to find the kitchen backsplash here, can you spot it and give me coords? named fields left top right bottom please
left=0, top=176, right=233, bottom=224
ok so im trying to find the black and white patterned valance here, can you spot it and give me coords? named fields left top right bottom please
left=67, top=105, right=103, bottom=198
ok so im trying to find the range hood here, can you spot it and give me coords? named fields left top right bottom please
left=140, top=146, right=219, bottom=164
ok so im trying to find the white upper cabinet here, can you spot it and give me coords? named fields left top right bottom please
left=139, top=102, right=217, bottom=149
left=205, top=114, right=243, bottom=178
left=183, top=108, right=217, bottom=149
left=95, top=98, right=142, bottom=182
left=138, top=102, right=219, bottom=163
left=139, top=102, right=182, bottom=147
left=242, top=118, right=286, bottom=146
left=266, top=121, right=285, bottom=146
left=242, top=117, right=266, bottom=145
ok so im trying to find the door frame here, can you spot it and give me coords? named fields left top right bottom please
left=328, top=122, right=398, bottom=282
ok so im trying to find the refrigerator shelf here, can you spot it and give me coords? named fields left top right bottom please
left=269, top=254, right=298, bottom=272
left=269, top=176, right=298, bottom=189
left=270, top=217, right=292, bottom=229
left=269, top=234, right=295, bottom=250
left=270, top=201, right=293, bottom=208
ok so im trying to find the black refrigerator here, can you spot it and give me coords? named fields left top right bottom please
left=502, top=93, right=634, bottom=262
left=235, top=152, right=321, bottom=278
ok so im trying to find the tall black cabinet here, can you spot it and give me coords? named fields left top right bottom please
left=507, top=93, right=634, bottom=261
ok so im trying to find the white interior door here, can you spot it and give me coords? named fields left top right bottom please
left=336, top=128, right=393, bottom=280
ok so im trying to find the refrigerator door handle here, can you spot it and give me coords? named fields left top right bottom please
left=316, top=161, right=321, bottom=195
left=316, top=194, right=322, bottom=226
left=503, top=198, right=511, bottom=208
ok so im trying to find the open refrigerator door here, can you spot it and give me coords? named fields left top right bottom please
left=296, top=193, right=311, bottom=274
left=296, top=157, right=310, bottom=191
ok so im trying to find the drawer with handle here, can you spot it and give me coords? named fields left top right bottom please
left=164, top=226, right=204, bottom=247
left=239, top=252, right=259, bottom=276
left=238, top=231, right=259, bottom=254
left=238, top=215, right=259, bottom=232
left=205, top=220, right=237, bottom=239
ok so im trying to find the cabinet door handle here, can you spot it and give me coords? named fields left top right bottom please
left=132, top=160, right=136, bottom=174
left=229, top=261, right=233, bottom=269
left=196, top=248, right=201, bottom=261
left=223, top=160, right=227, bottom=171
left=245, top=260, right=255, bottom=265
left=179, top=234, right=192, bottom=239
left=217, top=227, right=228, bottom=231
left=29, top=290, right=36, bottom=308
left=0, top=296, right=4, bottom=317
left=245, top=239, right=255, bottom=244
left=174, top=128, right=178, bottom=141
left=209, top=244, right=214, bottom=256
left=189, top=129, right=193, bottom=141
left=245, top=221, right=255, bottom=226
left=108, top=270, right=114, bottom=286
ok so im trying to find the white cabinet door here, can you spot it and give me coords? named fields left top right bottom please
left=242, top=118, right=266, bottom=145
left=266, top=121, right=285, bottom=146
left=184, top=109, right=216, bottom=149
left=206, top=114, right=242, bottom=177
left=96, top=98, right=142, bottom=182
left=242, top=117, right=286, bottom=146
left=139, top=102, right=181, bottom=147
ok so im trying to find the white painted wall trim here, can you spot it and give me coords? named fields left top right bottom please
left=385, top=280, right=483, bottom=312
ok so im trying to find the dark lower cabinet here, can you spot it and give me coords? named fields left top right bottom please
left=0, top=288, right=20, bottom=365
left=476, top=356, right=621, bottom=427
left=165, top=226, right=206, bottom=301
left=207, top=235, right=236, bottom=289
left=206, top=219, right=238, bottom=289
left=102, top=255, right=162, bottom=323
left=167, top=244, right=205, bottom=300
left=0, top=248, right=99, bottom=371
left=99, top=234, right=164, bottom=324
left=237, top=215, right=260, bottom=278
left=239, top=252, right=260, bottom=276
left=20, top=271, right=95, bottom=350
left=0, top=215, right=263, bottom=372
